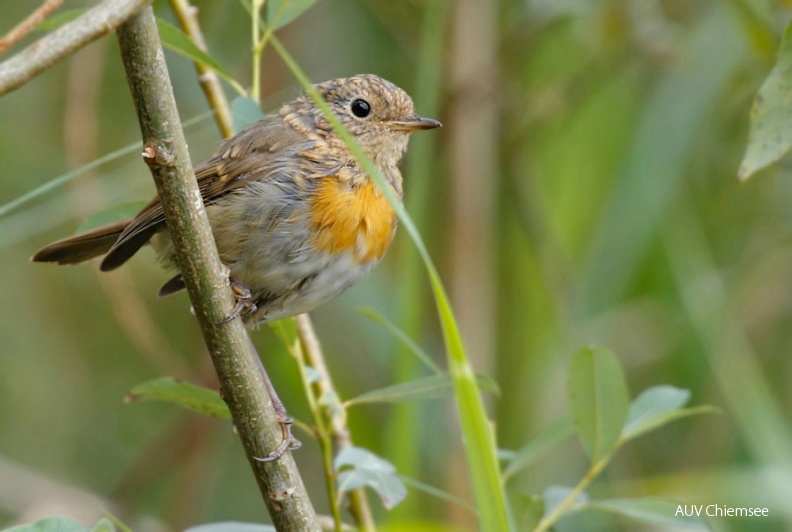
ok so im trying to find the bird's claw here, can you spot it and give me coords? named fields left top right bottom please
left=220, top=278, right=257, bottom=323
left=253, top=417, right=302, bottom=463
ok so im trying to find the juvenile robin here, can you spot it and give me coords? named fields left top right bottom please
left=32, top=74, right=441, bottom=323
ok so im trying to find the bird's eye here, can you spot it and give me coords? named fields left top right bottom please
left=351, top=98, right=371, bottom=118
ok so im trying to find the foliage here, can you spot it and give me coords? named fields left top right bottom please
left=1, top=1, right=791, bottom=531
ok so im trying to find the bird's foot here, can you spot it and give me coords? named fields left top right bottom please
left=253, top=416, right=302, bottom=463
left=220, top=278, right=257, bottom=323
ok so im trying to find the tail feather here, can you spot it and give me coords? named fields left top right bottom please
left=31, top=219, right=131, bottom=265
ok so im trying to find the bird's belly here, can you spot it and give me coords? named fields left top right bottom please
left=235, top=249, right=376, bottom=322
left=201, top=177, right=397, bottom=322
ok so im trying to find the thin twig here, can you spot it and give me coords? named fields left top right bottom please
left=0, top=0, right=65, bottom=57
left=533, top=453, right=613, bottom=532
left=167, top=0, right=234, bottom=138
left=115, top=8, right=319, bottom=530
left=0, top=0, right=151, bottom=96
left=296, top=314, right=376, bottom=532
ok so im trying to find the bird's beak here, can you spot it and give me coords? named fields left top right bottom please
left=387, top=116, right=442, bottom=132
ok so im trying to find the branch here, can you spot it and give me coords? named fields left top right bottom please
left=295, top=315, right=375, bottom=531
left=0, top=0, right=151, bottom=96
left=0, top=0, right=65, bottom=57
left=115, top=7, right=319, bottom=530
left=167, top=0, right=234, bottom=138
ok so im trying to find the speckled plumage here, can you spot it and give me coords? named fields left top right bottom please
left=32, top=74, right=441, bottom=324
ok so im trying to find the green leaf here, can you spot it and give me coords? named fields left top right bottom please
left=267, top=0, right=318, bottom=30
left=0, top=112, right=212, bottom=222
left=567, top=346, right=630, bottom=461
left=357, top=306, right=442, bottom=374
left=335, top=447, right=407, bottom=510
left=519, top=494, right=545, bottom=532
left=184, top=524, right=276, bottom=532
left=622, top=385, right=690, bottom=439
left=344, top=372, right=499, bottom=407
left=231, top=96, right=265, bottom=134
left=623, top=405, right=720, bottom=442
left=35, top=9, right=84, bottom=31
left=155, top=18, right=245, bottom=96
left=583, top=498, right=709, bottom=530
left=126, top=377, right=230, bottom=419
left=74, top=201, right=146, bottom=234
left=739, top=22, right=792, bottom=181
left=502, top=418, right=576, bottom=481
left=398, top=474, right=476, bottom=512
left=543, top=485, right=588, bottom=518
left=620, top=385, right=717, bottom=441
left=89, top=520, right=115, bottom=532
left=5, top=517, right=95, bottom=532
left=271, top=36, right=511, bottom=530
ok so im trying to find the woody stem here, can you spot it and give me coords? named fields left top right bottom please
left=295, top=314, right=377, bottom=532
left=116, top=7, right=319, bottom=530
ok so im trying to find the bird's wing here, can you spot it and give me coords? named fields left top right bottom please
left=100, top=115, right=314, bottom=271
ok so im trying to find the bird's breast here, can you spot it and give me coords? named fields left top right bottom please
left=309, top=176, right=397, bottom=264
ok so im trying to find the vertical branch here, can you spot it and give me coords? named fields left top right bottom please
left=115, top=7, right=319, bottom=530
left=295, top=315, right=376, bottom=531
left=167, top=0, right=234, bottom=138
left=165, top=4, right=374, bottom=527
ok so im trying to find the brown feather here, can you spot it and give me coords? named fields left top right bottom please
left=31, top=219, right=131, bottom=265
left=99, top=116, right=309, bottom=271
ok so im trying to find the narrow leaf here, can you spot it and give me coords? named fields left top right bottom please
left=5, top=517, right=91, bottom=532
left=622, top=406, right=720, bottom=442
left=267, top=0, right=318, bottom=30
left=398, top=474, right=477, bottom=512
left=335, top=447, right=407, bottom=510
left=502, top=418, right=576, bottom=481
left=344, top=372, right=498, bottom=407
left=583, top=498, right=709, bottom=530
left=75, top=201, right=146, bottom=234
left=357, top=306, right=442, bottom=374
left=543, top=485, right=588, bottom=518
left=739, top=22, right=792, bottom=181
left=126, top=377, right=230, bottom=419
left=567, top=346, right=630, bottom=461
left=271, top=36, right=511, bottom=530
left=155, top=18, right=245, bottom=96
left=231, top=96, right=265, bottom=134
left=622, top=385, right=690, bottom=438
left=0, top=112, right=212, bottom=221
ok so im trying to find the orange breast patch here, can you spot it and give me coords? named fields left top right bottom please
left=310, top=177, right=396, bottom=264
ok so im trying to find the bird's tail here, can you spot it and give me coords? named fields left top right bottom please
left=31, top=219, right=131, bottom=265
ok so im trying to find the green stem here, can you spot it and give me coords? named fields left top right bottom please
left=533, top=452, right=614, bottom=532
left=275, top=320, right=344, bottom=531
left=168, top=0, right=234, bottom=137
left=269, top=31, right=510, bottom=532
left=250, top=0, right=264, bottom=102
left=295, top=315, right=376, bottom=532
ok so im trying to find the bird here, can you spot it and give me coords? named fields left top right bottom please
left=32, top=74, right=441, bottom=324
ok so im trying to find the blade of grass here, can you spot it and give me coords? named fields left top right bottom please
left=0, top=111, right=213, bottom=219
left=269, top=34, right=511, bottom=532
left=357, top=307, right=442, bottom=375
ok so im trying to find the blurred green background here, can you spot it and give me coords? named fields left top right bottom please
left=2, top=0, right=792, bottom=530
